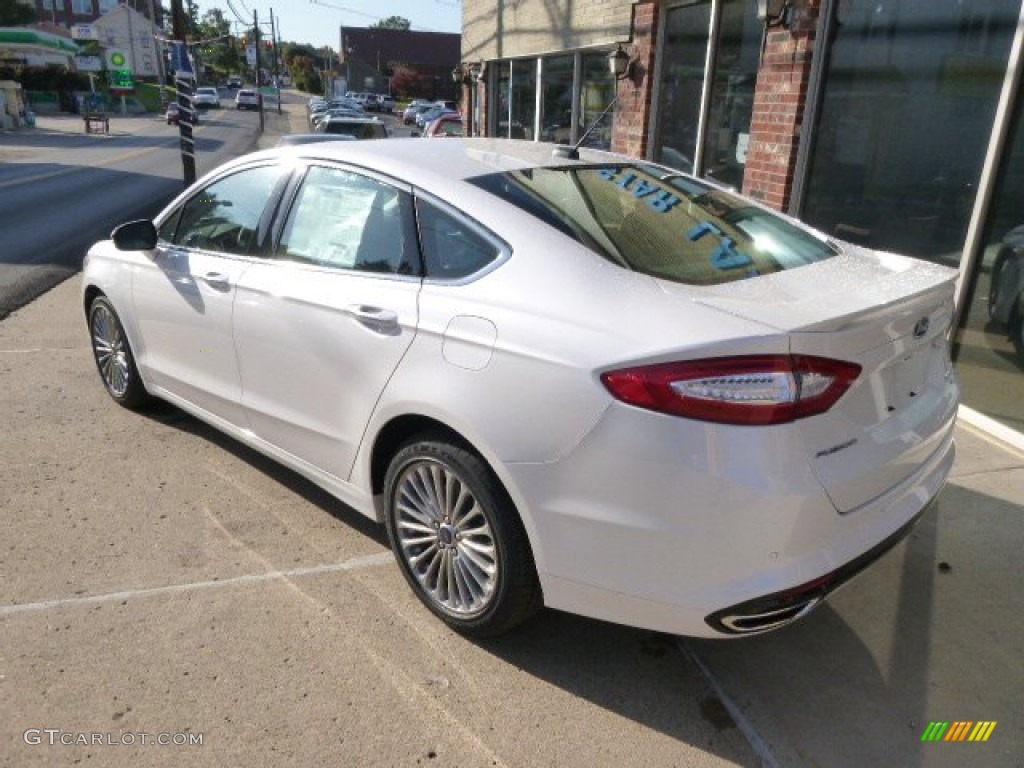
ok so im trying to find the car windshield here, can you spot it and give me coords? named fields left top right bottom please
left=468, top=164, right=838, bottom=286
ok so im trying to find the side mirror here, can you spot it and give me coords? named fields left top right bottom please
left=111, top=219, right=157, bottom=251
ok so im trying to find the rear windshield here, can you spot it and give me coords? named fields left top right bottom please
left=468, top=165, right=838, bottom=285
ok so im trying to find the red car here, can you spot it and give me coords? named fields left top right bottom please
left=423, top=114, right=463, bottom=138
left=164, top=102, right=198, bottom=125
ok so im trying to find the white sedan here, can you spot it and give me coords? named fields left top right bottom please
left=81, top=139, right=959, bottom=638
left=192, top=86, right=221, bottom=109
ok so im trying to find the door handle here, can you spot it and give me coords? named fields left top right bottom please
left=345, top=304, right=400, bottom=334
left=202, top=272, right=231, bottom=291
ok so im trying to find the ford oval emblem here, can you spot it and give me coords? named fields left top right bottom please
left=913, top=316, right=930, bottom=338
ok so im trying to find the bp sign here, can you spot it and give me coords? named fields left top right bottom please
left=105, top=49, right=134, bottom=92
left=109, top=69, right=135, bottom=92
left=105, top=49, right=130, bottom=70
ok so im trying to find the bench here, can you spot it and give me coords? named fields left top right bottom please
left=83, top=113, right=109, bottom=134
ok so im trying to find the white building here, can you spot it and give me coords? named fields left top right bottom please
left=92, top=3, right=160, bottom=78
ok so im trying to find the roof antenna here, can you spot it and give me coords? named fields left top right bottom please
left=552, top=96, right=618, bottom=161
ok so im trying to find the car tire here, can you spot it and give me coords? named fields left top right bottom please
left=88, top=295, right=150, bottom=409
left=384, top=435, right=541, bottom=637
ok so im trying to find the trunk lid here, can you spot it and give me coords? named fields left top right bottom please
left=660, top=247, right=959, bottom=513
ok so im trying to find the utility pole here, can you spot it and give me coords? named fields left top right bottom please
left=254, top=9, right=264, bottom=133
left=270, top=8, right=281, bottom=114
left=170, top=0, right=196, bottom=186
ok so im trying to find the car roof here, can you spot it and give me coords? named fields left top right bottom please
left=250, top=138, right=638, bottom=200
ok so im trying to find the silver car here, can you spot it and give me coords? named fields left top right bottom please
left=193, top=86, right=221, bottom=109
left=988, top=224, right=1024, bottom=361
left=82, top=139, right=958, bottom=638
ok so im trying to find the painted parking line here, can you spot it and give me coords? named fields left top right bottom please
left=0, top=551, right=394, bottom=617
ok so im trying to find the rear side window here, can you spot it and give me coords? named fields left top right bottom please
left=469, top=165, right=838, bottom=286
left=415, top=200, right=501, bottom=280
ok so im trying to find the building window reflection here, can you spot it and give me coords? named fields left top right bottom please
left=955, top=99, right=1024, bottom=433
left=801, top=0, right=1018, bottom=262
left=539, top=55, right=574, bottom=144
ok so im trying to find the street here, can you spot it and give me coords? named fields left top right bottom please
left=0, top=97, right=260, bottom=320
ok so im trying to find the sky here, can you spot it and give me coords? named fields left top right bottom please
left=190, top=0, right=463, bottom=50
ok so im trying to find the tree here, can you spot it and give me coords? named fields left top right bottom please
left=389, top=66, right=421, bottom=100
left=194, top=8, right=239, bottom=77
left=371, top=16, right=411, bottom=30
left=0, top=0, right=36, bottom=25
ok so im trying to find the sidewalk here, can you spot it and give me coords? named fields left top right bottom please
left=681, top=418, right=1024, bottom=767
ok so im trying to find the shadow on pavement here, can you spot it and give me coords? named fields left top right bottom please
left=132, top=400, right=758, bottom=765
left=686, top=480, right=1024, bottom=767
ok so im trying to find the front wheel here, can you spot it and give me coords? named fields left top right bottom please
left=384, top=436, right=541, bottom=637
left=88, top=296, right=149, bottom=409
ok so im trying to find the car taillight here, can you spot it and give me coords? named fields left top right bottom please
left=600, top=355, right=861, bottom=425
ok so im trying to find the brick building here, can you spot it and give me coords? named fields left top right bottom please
left=459, top=0, right=1024, bottom=442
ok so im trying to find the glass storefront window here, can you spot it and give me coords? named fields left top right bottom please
left=699, top=0, right=760, bottom=188
left=495, top=60, right=511, bottom=138
left=509, top=59, right=537, bottom=140
left=490, top=53, right=613, bottom=147
left=539, top=55, right=575, bottom=144
left=655, top=1, right=711, bottom=173
left=580, top=52, right=616, bottom=150
left=954, top=92, right=1024, bottom=433
left=801, top=0, right=1018, bottom=262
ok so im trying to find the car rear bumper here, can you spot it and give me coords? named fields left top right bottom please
left=505, top=403, right=956, bottom=638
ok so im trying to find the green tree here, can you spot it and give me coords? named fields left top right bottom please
left=371, top=16, right=411, bottom=30
left=194, top=8, right=239, bottom=78
left=0, top=0, right=35, bottom=25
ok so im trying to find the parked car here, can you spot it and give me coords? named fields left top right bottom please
left=193, top=87, right=221, bottom=109
left=310, top=105, right=366, bottom=129
left=82, top=138, right=959, bottom=639
left=987, top=224, right=1024, bottom=361
left=415, top=106, right=458, bottom=131
left=235, top=89, right=260, bottom=110
left=277, top=133, right=358, bottom=146
left=227, top=75, right=242, bottom=89
left=164, top=102, right=198, bottom=125
left=376, top=94, right=396, bottom=113
left=423, top=114, right=463, bottom=138
left=315, top=115, right=387, bottom=139
left=402, top=103, right=433, bottom=125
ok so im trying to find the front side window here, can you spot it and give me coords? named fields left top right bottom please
left=469, top=165, right=836, bottom=285
left=277, top=165, right=417, bottom=275
left=160, top=164, right=283, bottom=256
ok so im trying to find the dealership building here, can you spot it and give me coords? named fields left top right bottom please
left=459, top=0, right=1024, bottom=442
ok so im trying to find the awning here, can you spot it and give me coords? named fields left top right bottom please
left=0, top=27, right=81, bottom=56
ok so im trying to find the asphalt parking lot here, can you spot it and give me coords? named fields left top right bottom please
left=3, top=94, right=1023, bottom=767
